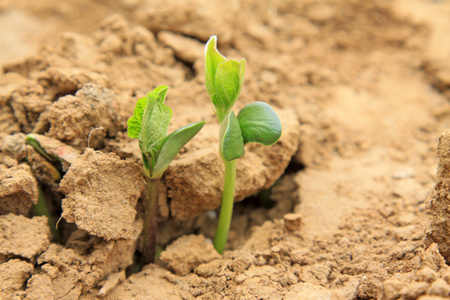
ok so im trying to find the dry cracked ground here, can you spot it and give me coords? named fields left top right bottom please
left=2, top=0, right=450, bottom=299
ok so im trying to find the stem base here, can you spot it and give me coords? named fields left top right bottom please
left=142, top=177, right=159, bottom=265
left=213, top=159, right=237, bottom=254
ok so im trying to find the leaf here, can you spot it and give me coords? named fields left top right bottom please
left=139, top=100, right=172, bottom=157
left=237, top=102, right=282, bottom=146
left=205, top=36, right=246, bottom=122
left=127, top=96, right=147, bottom=139
left=127, top=86, right=168, bottom=139
left=220, top=111, right=245, bottom=161
left=136, top=85, right=172, bottom=158
left=205, top=36, right=227, bottom=106
left=152, top=121, right=206, bottom=178
left=25, top=134, right=61, bottom=163
left=215, top=59, right=246, bottom=117
left=153, top=85, right=169, bottom=104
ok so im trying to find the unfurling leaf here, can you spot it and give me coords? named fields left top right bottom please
left=215, top=59, right=246, bottom=116
left=127, top=85, right=169, bottom=140
left=205, top=35, right=226, bottom=104
left=205, top=36, right=245, bottom=122
left=237, top=101, right=282, bottom=146
left=220, top=111, right=245, bottom=161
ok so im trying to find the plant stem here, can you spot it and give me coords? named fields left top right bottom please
left=33, top=186, right=61, bottom=243
left=142, top=177, right=160, bottom=265
left=213, top=159, right=237, bottom=254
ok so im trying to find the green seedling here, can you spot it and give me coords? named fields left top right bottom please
left=205, top=36, right=282, bottom=254
left=25, top=135, right=62, bottom=243
left=127, top=85, right=205, bottom=265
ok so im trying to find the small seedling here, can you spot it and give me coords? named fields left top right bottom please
left=25, top=135, right=62, bottom=242
left=205, top=36, right=282, bottom=254
left=127, top=85, right=205, bottom=265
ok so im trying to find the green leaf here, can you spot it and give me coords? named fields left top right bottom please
left=152, top=121, right=206, bottom=178
left=127, top=86, right=168, bottom=139
left=215, top=59, right=246, bottom=117
left=237, top=102, right=282, bottom=146
left=205, top=36, right=246, bottom=122
left=25, top=134, right=61, bottom=164
left=127, top=96, right=147, bottom=139
left=220, top=111, right=245, bottom=161
left=205, top=36, right=226, bottom=106
left=131, top=85, right=172, bottom=158
left=139, top=100, right=172, bottom=157
left=153, top=85, right=169, bottom=104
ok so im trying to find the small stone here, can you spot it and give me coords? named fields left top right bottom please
left=284, top=213, right=302, bottom=231
left=235, top=274, right=246, bottom=284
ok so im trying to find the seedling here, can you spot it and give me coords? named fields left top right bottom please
left=127, top=85, right=205, bottom=265
left=205, top=36, right=282, bottom=254
left=25, top=135, right=62, bottom=242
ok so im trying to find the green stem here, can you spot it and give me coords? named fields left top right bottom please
left=33, top=186, right=61, bottom=243
left=213, top=159, right=237, bottom=254
left=142, top=177, right=160, bottom=265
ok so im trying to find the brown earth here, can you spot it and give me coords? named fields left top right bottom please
left=2, top=0, right=450, bottom=299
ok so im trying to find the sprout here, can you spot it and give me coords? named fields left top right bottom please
left=205, top=36, right=282, bottom=254
left=127, top=85, right=205, bottom=264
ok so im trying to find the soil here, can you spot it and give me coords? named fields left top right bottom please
left=2, top=0, right=450, bottom=299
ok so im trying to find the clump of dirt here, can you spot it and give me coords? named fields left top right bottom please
left=60, top=148, right=145, bottom=240
left=426, top=130, right=450, bottom=263
left=0, top=70, right=50, bottom=133
left=0, top=163, right=38, bottom=215
left=42, top=83, right=120, bottom=150
left=0, top=214, right=50, bottom=260
left=33, top=224, right=142, bottom=299
left=0, top=259, right=34, bottom=299
left=160, top=234, right=221, bottom=276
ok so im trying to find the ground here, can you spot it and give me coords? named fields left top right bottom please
left=1, top=0, right=450, bottom=299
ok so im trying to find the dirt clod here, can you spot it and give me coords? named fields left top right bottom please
left=160, top=234, right=221, bottom=276
left=37, top=222, right=141, bottom=299
left=426, top=130, right=450, bottom=263
left=0, top=259, right=34, bottom=299
left=0, top=163, right=38, bottom=215
left=0, top=214, right=50, bottom=260
left=60, top=148, right=145, bottom=240
left=24, top=274, right=54, bottom=300
left=45, top=83, right=119, bottom=150
left=284, top=213, right=302, bottom=232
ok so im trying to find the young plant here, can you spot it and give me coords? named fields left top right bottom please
left=205, top=36, right=282, bottom=254
left=127, top=85, right=205, bottom=265
left=25, top=135, right=62, bottom=243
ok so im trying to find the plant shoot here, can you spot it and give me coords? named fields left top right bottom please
left=205, top=36, right=282, bottom=254
left=127, top=85, right=205, bottom=264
